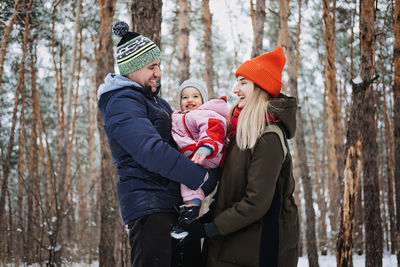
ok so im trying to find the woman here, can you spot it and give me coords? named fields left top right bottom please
left=182, top=46, right=299, bottom=267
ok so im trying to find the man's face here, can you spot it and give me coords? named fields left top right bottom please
left=127, top=59, right=162, bottom=92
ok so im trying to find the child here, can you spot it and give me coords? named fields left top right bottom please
left=170, top=78, right=228, bottom=239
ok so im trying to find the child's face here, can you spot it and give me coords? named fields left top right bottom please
left=180, top=87, right=203, bottom=111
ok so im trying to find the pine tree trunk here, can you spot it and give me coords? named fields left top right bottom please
left=65, top=0, right=82, bottom=199
left=336, top=80, right=366, bottom=267
left=130, top=0, right=163, bottom=48
left=360, top=1, right=383, bottom=266
left=378, top=34, right=396, bottom=254
left=29, top=37, right=41, bottom=263
left=307, top=105, right=328, bottom=255
left=0, top=0, right=24, bottom=88
left=177, top=0, right=191, bottom=84
left=251, top=0, right=265, bottom=58
left=322, top=0, right=344, bottom=242
left=278, top=0, right=319, bottom=266
left=16, top=87, right=27, bottom=263
left=51, top=0, right=63, bottom=162
left=0, top=0, right=33, bottom=258
left=167, top=11, right=179, bottom=108
left=202, top=0, right=215, bottom=98
left=392, top=0, right=400, bottom=263
left=353, top=180, right=364, bottom=255
left=96, top=0, right=118, bottom=266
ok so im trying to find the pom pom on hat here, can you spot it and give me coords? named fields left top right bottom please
left=179, top=78, right=208, bottom=104
left=235, top=46, right=286, bottom=97
left=112, top=21, right=129, bottom=37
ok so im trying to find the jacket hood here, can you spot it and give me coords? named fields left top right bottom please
left=97, top=73, right=160, bottom=100
left=269, top=94, right=297, bottom=139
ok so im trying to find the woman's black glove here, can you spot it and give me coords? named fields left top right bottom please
left=181, top=222, right=206, bottom=242
left=181, top=221, right=220, bottom=242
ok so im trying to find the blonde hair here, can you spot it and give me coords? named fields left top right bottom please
left=231, top=85, right=273, bottom=150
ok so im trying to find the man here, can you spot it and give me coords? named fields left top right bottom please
left=98, top=21, right=217, bottom=267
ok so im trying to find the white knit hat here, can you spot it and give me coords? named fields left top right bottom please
left=179, top=78, right=208, bottom=104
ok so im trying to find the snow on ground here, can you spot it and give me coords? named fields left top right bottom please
left=298, top=254, right=397, bottom=267
left=6, top=254, right=398, bottom=266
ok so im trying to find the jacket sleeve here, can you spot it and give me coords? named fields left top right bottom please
left=105, top=91, right=207, bottom=190
left=214, top=133, right=285, bottom=235
left=190, top=110, right=226, bottom=159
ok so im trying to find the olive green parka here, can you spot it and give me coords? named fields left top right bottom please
left=205, top=94, right=299, bottom=267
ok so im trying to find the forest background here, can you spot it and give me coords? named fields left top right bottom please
left=0, top=0, right=399, bottom=266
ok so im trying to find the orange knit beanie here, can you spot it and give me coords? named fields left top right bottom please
left=235, top=46, right=286, bottom=97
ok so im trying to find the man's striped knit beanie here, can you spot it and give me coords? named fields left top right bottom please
left=112, top=21, right=161, bottom=76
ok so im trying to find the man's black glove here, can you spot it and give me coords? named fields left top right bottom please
left=201, top=167, right=221, bottom=196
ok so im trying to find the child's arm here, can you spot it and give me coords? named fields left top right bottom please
left=192, top=111, right=226, bottom=159
left=192, top=146, right=213, bottom=164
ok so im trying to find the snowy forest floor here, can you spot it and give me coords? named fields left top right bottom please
left=297, top=253, right=397, bottom=266
left=4, top=254, right=398, bottom=266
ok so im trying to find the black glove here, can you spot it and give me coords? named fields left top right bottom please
left=181, top=222, right=206, bottom=242
left=201, top=167, right=221, bottom=196
left=181, top=221, right=220, bottom=242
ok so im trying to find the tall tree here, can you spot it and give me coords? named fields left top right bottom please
left=322, top=0, right=344, bottom=241
left=177, top=0, right=191, bottom=84
left=378, top=33, right=396, bottom=254
left=392, top=0, right=400, bottom=263
left=0, top=0, right=24, bottom=88
left=250, top=0, right=266, bottom=57
left=0, top=0, right=33, bottom=258
left=278, top=0, right=319, bottom=266
left=360, top=0, right=383, bottom=266
left=307, top=104, right=328, bottom=255
left=96, top=0, right=118, bottom=266
left=202, top=0, right=215, bottom=98
left=130, top=0, right=163, bottom=48
left=336, top=77, right=376, bottom=266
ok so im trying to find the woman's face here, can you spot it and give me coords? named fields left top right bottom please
left=233, top=76, right=254, bottom=108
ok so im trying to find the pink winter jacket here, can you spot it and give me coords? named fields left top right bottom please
left=171, top=97, right=229, bottom=202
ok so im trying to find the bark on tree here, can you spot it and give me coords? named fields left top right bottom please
left=177, top=0, right=191, bottom=84
left=307, top=104, right=328, bottom=255
left=96, top=0, right=118, bottom=266
left=202, top=0, right=215, bottom=98
left=251, top=0, right=266, bottom=58
left=167, top=11, right=178, bottom=107
left=0, top=0, right=33, bottom=258
left=278, top=0, right=319, bottom=266
left=352, top=0, right=364, bottom=254
left=379, top=33, right=396, bottom=255
left=51, top=0, right=63, bottom=161
left=322, top=0, right=345, bottom=240
left=200, top=0, right=217, bottom=213
left=360, top=1, right=383, bottom=266
left=0, top=0, right=24, bottom=88
left=336, top=78, right=376, bottom=266
left=130, top=0, right=162, bottom=48
left=28, top=37, right=40, bottom=264
left=16, top=82, right=27, bottom=262
left=62, top=0, right=83, bottom=201
left=392, top=0, right=400, bottom=262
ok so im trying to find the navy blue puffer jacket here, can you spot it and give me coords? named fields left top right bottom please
left=98, top=74, right=208, bottom=224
